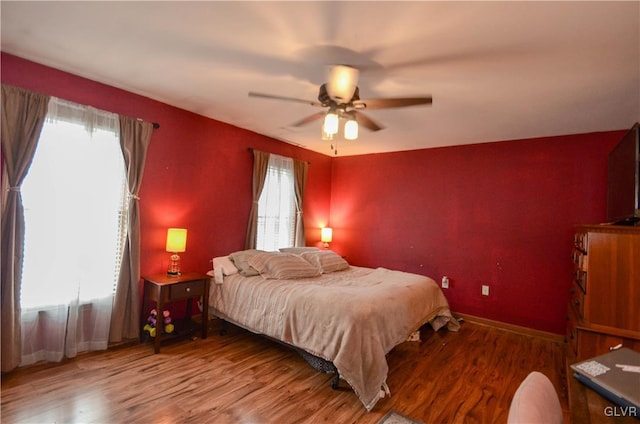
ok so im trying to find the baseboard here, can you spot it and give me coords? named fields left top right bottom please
left=455, top=312, right=565, bottom=343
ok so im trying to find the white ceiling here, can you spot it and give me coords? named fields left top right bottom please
left=2, top=1, right=639, bottom=156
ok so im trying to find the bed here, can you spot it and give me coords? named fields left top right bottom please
left=208, top=248, right=460, bottom=411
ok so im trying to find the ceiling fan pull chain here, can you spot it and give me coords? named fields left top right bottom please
left=332, top=141, right=338, bottom=156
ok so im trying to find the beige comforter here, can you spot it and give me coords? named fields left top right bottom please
left=209, top=266, right=459, bottom=411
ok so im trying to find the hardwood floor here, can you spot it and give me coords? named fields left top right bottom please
left=1, top=319, right=568, bottom=423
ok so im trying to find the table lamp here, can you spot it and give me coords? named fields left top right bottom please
left=321, top=227, right=333, bottom=249
left=166, top=228, right=187, bottom=276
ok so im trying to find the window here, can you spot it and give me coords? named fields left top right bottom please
left=256, top=154, right=296, bottom=251
left=19, top=98, right=127, bottom=364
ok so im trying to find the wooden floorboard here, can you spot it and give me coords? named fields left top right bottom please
left=1, top=319, right=569, bottom=423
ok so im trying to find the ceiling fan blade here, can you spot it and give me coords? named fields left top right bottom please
left=290, top=111, right=326, bottom=127
left=352, top=96, right=433, bottom=110
left=249, top=92, right=323, bottom=107
left=354, top=111, right=384, bottom=132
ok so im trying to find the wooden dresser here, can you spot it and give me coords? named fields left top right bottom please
left=567, top=224, right=640, bottom=358
left=566, top=224, right=640, bottom=423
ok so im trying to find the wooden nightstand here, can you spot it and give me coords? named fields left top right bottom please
left=141, top=272, right=209, bottom=353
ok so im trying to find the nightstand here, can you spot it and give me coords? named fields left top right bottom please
left=141, top=271, right=209, bottom=353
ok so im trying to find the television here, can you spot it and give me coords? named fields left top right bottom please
left=606, top=122, right=640, bottom=225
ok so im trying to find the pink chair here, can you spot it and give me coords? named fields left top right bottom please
left=507, top=371, right=564, bottom=424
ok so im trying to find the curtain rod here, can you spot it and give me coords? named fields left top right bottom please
left=247, top=147, right=310, bottom=164
left=2, top=84, right=161, bottom=130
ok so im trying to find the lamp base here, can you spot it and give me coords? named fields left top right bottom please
left=167, top=253, right=181, bottom=276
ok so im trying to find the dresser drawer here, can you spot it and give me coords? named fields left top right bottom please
left=169, top=280, right=204, bottom=300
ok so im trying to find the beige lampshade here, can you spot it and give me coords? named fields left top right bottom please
left=166, top=228, right=187, bottom=252
left=321, top=227, right=333, bottom=243
left=327, top=65, right=359, bottom=102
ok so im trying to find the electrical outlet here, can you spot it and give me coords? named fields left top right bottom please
left=482, top=285, right=490, bottom=296
left=441, top=276, right=449, bottom=289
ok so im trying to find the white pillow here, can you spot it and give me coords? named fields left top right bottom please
left=209, top=269, right=223, bottom=285
left=213, top=256, right=239, bottom=275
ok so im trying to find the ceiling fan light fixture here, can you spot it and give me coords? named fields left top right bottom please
left=327, top=65, right=359, bottom=102
left=323, top=110, right=339, bottom=136
left=321, top=126, right=335, bottom=140
left=344, top=116, right=358, bottom=140
left=249, top=64, right=432, bottom=149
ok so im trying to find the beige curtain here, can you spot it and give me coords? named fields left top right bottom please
left=1, top=84, right=50, bottom=372
left=109, top=116, right=153, bottom=342
left=293, top=158, right=308, bottom=247
left=244, top=149, right=270, bottom=249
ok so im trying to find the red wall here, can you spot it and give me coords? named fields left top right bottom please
left=328, top=133, right=624, bottom=334
left=2, top=52, right=627, bottom=335
left=0, top=52, right=333, bottom=285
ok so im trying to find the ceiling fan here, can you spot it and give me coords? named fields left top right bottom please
left=249, top=65, right=432, bottom=153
